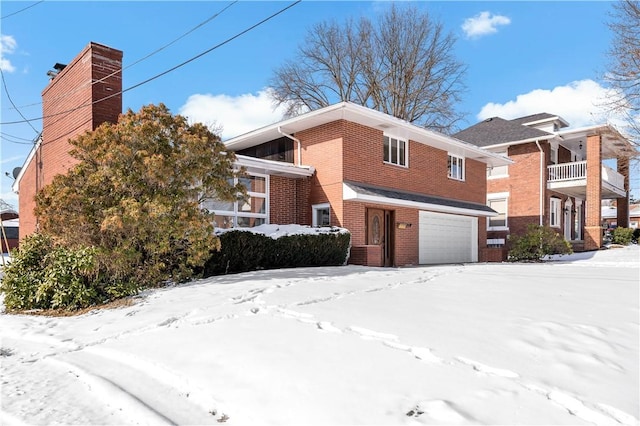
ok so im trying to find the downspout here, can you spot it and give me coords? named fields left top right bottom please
left=278, top=127, right=302, bottom=166
left=535, top=140, right=544, bottom=226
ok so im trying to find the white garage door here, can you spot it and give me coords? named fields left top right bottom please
left=419, top=211, right=478, bottom=264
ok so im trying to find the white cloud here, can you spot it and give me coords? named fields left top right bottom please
left=179, top=89, right=289, bottom=140
left=0, top=34, right=17, bottom=72
left=477, top=79, right=627, bottom=128
left=462, top=11, right=511, bottom=39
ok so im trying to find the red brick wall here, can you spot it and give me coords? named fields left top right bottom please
left=18, top=42, right=122, bottom=237
left=489, top=142, right=547, bottom=238
left=297, top=122, right=345, bottom=227
left=340, top=121, right=487, bottom=204
left=269, top=175, right=311, bottom=225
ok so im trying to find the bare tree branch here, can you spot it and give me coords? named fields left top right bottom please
left=605, top=0, right=640, bottom=147
left=269, top=4, right=466, bottom=133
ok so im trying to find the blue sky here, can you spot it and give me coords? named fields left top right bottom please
left=1, top=0, right=638, bottom=209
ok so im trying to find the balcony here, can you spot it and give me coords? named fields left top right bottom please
left=547, top=161, right=626, bottom=199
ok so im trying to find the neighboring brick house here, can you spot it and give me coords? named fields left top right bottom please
left=454, top=113, right=637, bottom=252
left=12, top=42, right=123, bottom=236
left=13, top=41, right=510, bottom=267
left=222, top=102, right=511, bottom=266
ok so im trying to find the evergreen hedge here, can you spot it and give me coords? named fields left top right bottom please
left=507, top=224, right=573, bottom=262
left=203, top=228, right=351, bottom=276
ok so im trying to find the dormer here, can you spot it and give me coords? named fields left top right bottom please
left=510, top=113, right=569, bottom=133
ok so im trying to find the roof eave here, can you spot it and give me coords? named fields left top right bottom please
left=226, top=102, right=511, bottom=166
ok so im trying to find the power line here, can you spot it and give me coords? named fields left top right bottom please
left=1, top=0, right=44, bottom=20
left=3, top=0, right=238, bottom=111
left=0, top=0, right=301, bottom=127
left=1, top=136, right=35, bottom=145
left=0, top=68, right=40, bottom=134
left=0, top=131, right=34, bottom=142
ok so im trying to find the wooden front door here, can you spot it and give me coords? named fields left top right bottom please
left=367, top=208, right=393, bottom=266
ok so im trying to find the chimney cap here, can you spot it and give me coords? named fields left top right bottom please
left=53, top=63, right=67, bottom=71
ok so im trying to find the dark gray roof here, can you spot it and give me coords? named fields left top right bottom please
left=453, top=117, right=552, bottom=147
left=509, top=113, right=559, bottom=126
left=344, top=181, right=496, bottom=215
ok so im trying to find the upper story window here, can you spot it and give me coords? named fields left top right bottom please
left=448, top=154, right=465, bottom=181
left=383, top=135, right=407, bottom=167
left=550, top=142, right=558, bottom=165
left=236, top=137, right=294, bottom=163
left=487, top=150, right=508, bottom=179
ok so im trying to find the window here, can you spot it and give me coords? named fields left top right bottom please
left=202, top=173, right=269, bottom=228
left=488, top=198, right=508, bottom=229
left=550, top=143, right=558, bottom=165
left=3, top=226, right=18, bottom=239
left=383, top=135, right=407, bottom=167
left=448, top=154, right=465, bottom=181
left=487, top=238, right=505, bottom=248
left=550, top=198, right=561, bottom=227
left=312, top=203, right=330, bottom=227
left=487, top=151, right=508, bottom=179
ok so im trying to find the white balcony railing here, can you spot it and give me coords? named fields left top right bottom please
left=547, top=161, right=625, bottom=192
left=547, top=161, right=587, bottom=182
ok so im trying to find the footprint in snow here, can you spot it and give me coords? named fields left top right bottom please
left=408, top=400, right=473, bottom=424
left=316, top=322, right=342, bottom=333
left=456, top=357, right=519, bottom=378
left=348, top=326, right=398, bottom=341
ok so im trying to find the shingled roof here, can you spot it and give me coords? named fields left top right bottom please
left=509, top=113, right=564, bottom=127
left=453, top=117, right=553, bottom=147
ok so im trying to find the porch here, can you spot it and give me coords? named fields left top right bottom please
left=547, top=161, right=626, bottom=199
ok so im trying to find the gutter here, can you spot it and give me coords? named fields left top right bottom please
left=535, top=140, right=544, bottom=226
left=277, top=127, right=303, bottom=167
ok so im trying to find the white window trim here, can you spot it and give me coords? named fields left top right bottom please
left=448, top=153, right=465, bottom=181
left=312, top=203, right=331, bottom=227
left=550, top=197, right=561, bottom=227
left=204, top=172, right=270, bottom=228
left=383, top=134, right=408, bottom=168
left=487, top=192, right=509, bottom=230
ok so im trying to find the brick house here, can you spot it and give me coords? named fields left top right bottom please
left=221, top=102, right=510, bottom=266
left=12, top=42, right=123, bottom=237
left=454, top=113, right=637, bottom=252
left=12, top=41, right=510, bottom=267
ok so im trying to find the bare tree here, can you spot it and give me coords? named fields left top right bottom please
left=270, top=4, right=466, bottom=133
left=605, top=0, right=640, bottom=145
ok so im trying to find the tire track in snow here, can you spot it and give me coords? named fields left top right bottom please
left=47, top=347, right=227, bottom=425
left=44, top=357, right=177, bottom=425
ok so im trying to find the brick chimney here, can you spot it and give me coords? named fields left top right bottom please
left=17, top=42, right=123, bottom=237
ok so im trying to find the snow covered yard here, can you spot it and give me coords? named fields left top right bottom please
left=1, top=246, right=638, bottom=425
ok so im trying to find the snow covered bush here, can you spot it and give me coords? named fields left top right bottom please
left=612, top=227, right=634, bottom=245
left=508, top=225, right=572, bottom=262
left=0, top=233, right=138, bottom=311
left=203, top=225, right=351, bottom=276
